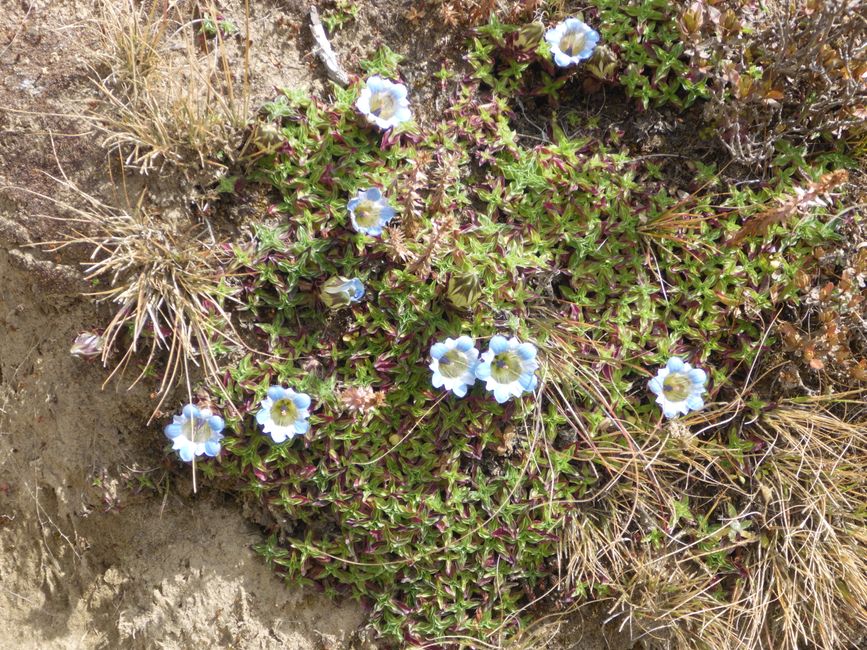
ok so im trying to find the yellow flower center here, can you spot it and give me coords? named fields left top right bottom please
left=354, top=200, right=382, bottom=228
left=271, top=398, right=298, bottom=427
left=662, top=373, right=692, bottom=402
left=560, top=30, right=587, bottom=56
left=491, top=351, right=522, bottom=384
left=369, top=91, right=397, bottom=119
left=439, top=349, right=471, bottom=379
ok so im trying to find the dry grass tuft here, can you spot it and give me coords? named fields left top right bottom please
left=735, top=401, right=867, bottom=650
left=34, top=173, right=241, bottom=417
left=607, top=550, right=743, bottom=650
left=0, top=1, right=255, bottom=418
left=547, top=391, right=867, bottom=650
left=87, top=0, right=251, bottom=178
left=90, top=0, right=171, bottom=97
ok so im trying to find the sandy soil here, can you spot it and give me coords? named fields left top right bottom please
left=0, top=2, right=637, bottom=648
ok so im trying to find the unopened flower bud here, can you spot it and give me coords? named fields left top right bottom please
left=320, top=276, right=365, bottom=309
left=70, top=332, right=104, bottom=359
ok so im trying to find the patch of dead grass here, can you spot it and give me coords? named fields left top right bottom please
left=87, top=0, right=252, bottom=180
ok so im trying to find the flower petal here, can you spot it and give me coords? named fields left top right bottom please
left=208, top=415, right=225, bottom=433
left=516, top=342, right=536, bottom=361
left=164, top=423, right=182, bottom=439
left=292, top=393, right=312, bottom=410
left=454, top=336, right=474, bottom=352
left=256, top=407, right=271, bottom=425
left=686, top=394, right=705, bottom=411
left=493, top=385, right=512, bottom=404
left=267, top=385, right=286, bottom=401
left=355, top=94, right=371, bottom=113
left=431, top=343, right=448, bottom=359
left=204, top=439, right=221, bottom=457
left=661, top=402, right=681, bottom=419
left=667, top=358, right=685, bottom=373
left=518, top=372, right=536, bottom=390
left=178, top=442, right=195, bottom=462
left=352, top=280, right=366, bottom=300
left=553, top=52, right=575, bottom=68
left=489, top=336, right=509, bottom=354
left=545, top=24, right=565, bottom=44
left=688, top=368, right=707, bottom=386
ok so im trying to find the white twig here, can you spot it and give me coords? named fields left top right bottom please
left=309, top=6, right=349, bottom=87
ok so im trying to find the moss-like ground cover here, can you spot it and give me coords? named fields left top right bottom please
left=186, top=8, right=864, bottom=645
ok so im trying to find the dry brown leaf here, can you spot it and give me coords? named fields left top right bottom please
left=728, top=170, right=848, bottom=244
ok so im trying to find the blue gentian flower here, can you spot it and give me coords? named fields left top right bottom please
left=355, top=76, right=412, bottom=130
left=429, top=336, right=480, bottom=398
left=347, top=188, right=396, bottom=237
left=164, top=404, right=225, bottom=462
left=321, top=276, right=365, bottom=309
left=648, top=357, right=708, bottom=419
left=544, top=18, right=600, bottom=68
left=256, top=385, right=311, bottom=443
left=475, top=336, right=539, bottom=404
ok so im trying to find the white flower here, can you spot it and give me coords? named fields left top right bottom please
left=648, top=357, right=708, bottom=419
left=347, top=188, right=396, bottom=236
left=355, top=76, right=412, bottom=130
left=164, top=404, right=225, bottom=462
left=429, top=336, right=480, bottom=398
left=544, top=18, right=600, bottom=68
left=475, top=336, right=539, bottom=404
left=256, top=386, right=312, bottom=443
